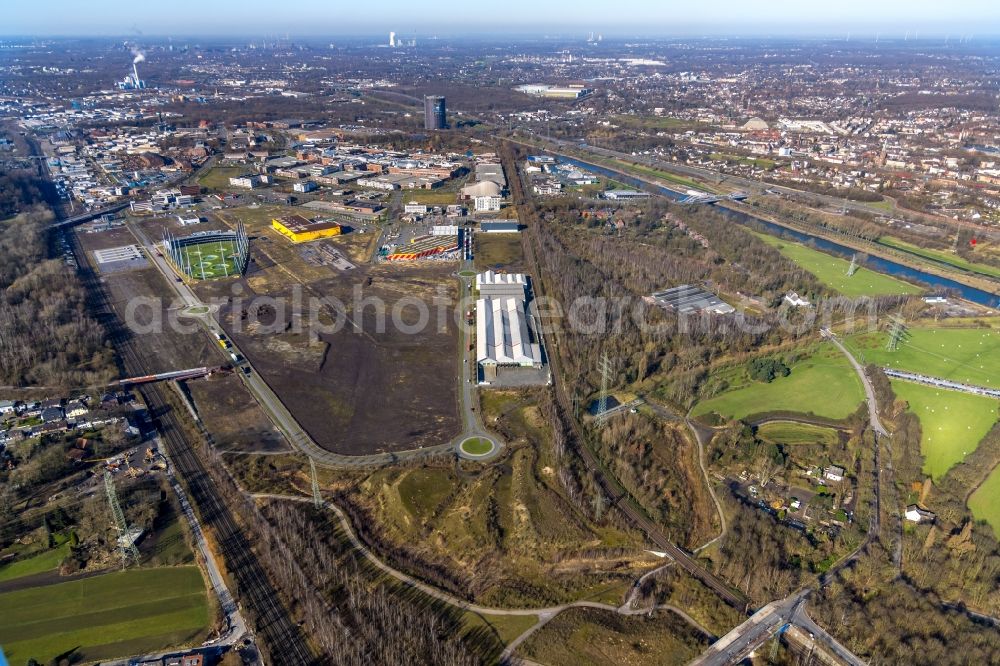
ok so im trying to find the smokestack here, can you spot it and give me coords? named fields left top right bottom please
left=133, top=62, right=140, bottom=85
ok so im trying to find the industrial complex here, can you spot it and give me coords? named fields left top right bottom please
left=475, top=271, right=545, bottom=382
left=646, top=284, right=736, bottom=316
left=271, top=214, right=342, bottom=243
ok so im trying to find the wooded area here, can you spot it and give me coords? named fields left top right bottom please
left=0, top=206, right=115, bottom=388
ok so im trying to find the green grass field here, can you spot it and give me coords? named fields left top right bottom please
left=460, top=437, right=495, bottom=456
left=879, top=237, right=1000, bottom=280
left=845, top=327, right=1000, bottom=388
left=693, top=349, right=864, bottom=421
left=757, top=421, right=841, bottom=447
left=177, top=239, right=242, bottom=279
left=969, top=467, right=1000, bottom=538
left=891, top=380, right=999, bottom=479
left=197, top=166, right=246, bottom=191
left=0, top=542, right=70, bottom=583
left=709, top=152, right=777, bottom=170
left=754, top=233, right=922, bottom=297
left=0, top=566, right=211, bottom=664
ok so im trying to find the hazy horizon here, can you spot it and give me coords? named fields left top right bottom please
left=2, top=0, right=999, bottom=39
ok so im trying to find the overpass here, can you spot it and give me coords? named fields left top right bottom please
left=113, top=366, right=221, bottom=387
left=679, top=191, right=750, bottom=205
left=51, top=202, right=130, bottom=229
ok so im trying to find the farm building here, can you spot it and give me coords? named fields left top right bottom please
left=272, top=214, right=342, bottom=243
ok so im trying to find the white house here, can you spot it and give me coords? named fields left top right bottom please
left=905, top=505, right=936, bottom=524
left=824, top=465, right=845, bottom=482
left=784, top=291, right=811, bottom=308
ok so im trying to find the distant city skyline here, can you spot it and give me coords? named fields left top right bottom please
left=2, top=0, right=999, bottom=38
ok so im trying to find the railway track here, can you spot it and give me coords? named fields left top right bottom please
left=67, top=230, right=316, bottom=666
left=500, top=141, right=750, bottom=613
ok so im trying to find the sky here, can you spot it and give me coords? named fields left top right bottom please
left=2, top=0, right=999, bottom=38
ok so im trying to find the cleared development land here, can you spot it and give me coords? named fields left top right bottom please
left=693, top=349, right=864, bottom=422
left=0, top=566, right=211, bottom=665
left=755, top=233, right=921, bottom=297
left=890, top=380, right=998, bottom=479
left=846, top=326, right=1000, bottom=388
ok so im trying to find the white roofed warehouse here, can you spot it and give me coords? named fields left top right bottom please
left=477, top=297, right=543, bottom=372
left=474, top=271, right=546, bottom=383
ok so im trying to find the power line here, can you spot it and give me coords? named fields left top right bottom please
left=310, top=457, right=322, bottom=509
left=597, top=352, right=614, bottom=425
left=105, top=472, right=140, bottom=569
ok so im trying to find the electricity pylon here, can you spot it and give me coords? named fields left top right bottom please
left=310, top=457, right=322, bottom=509
left=886, top=315, right=907, bottom=352
left=597, top=353, right=614, bottom=421
left=105, top=472, right=140, bottom=569
left=847, top=254, right=858, bottom=277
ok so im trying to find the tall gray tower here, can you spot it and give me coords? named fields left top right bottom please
left=424, top=95, right=446, bottom=130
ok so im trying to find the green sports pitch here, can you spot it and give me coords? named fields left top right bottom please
left=177, top=239, right=242, bottom=279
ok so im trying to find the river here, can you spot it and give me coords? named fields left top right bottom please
left=557, top=154, right=1000, bottom=308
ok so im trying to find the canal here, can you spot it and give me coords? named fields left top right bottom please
left=557, top=154, right=1000, bottom=308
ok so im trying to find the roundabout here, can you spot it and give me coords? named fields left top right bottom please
left=457, top=436, right=498, bottom=460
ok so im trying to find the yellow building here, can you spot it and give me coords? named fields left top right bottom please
left=271, top=214, right=341, bottom=243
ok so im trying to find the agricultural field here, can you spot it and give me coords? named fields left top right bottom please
left=693, top=348, right=864, bottom=422
left=968, top=467, right=1000, bottom=538
left=890, top=380, right=998, bottom=479
left=845, top=326, right=1000, bottom=388
left=0, top=566, right=211, bottom=665
left=515, top=606, right=710, bottom=666
left=754, top=233, right=922, bottom=297
left=756, top=421, right=841, bottom=447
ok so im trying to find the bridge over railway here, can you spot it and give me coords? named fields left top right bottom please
left=679, top=191, right=750, bottom=205
left=113, top=366, right=223, bottom=387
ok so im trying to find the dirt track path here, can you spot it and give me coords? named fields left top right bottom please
left=251, top=492, right=716, bottom=662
